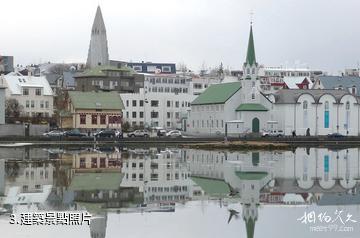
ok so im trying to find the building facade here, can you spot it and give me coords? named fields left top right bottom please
left=65, top=91, right=124, bottom=130
left=0, top=86, right=5, bottom=124
left=120, top=89, right=195, bottom=129
left=1, top=72, right=54, bottom=117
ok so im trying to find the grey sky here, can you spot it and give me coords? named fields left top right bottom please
left=1, top=0, right=360, bottom=74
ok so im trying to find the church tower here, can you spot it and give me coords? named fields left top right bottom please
left=86, top=6, right=110, bottom=69
left=241, top=24, right=260, bottom=102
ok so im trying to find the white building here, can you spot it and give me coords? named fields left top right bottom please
left=188, top=24, right=360, bottom=136
left=191, top=75, right=221, bottom=95
left=0, top=85, right=5, bottom=124
left=144, top=73, right=192, bottom=94
left=120, top=88, right=196, bottom=129
left=120, top=149, right=192, bottom=204
left=1, top=72, right=54, bottom=117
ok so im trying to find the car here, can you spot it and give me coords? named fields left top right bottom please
left=262, top=130, right=284, bottom=137
left=166, top=130, right=182, bottom=138
left=127, top=130, right=150, bottom=138
left=327, top=133, right=345, bottom=138
left=63, top=129, right=87, bottom=138
left=43, top=130, right=64, bottom=137
left=94, top=129, right=118, bottom=138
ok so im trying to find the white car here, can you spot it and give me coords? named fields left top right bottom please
left=127, top=130, right=150, bottom=137
left=166, top=130, right=182, bottom=138
left=262, top=130, right=284, bottom=137
left=43, top=130, right=64, bottom=137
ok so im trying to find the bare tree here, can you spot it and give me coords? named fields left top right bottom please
left=5, top=98, right=23, bottom=117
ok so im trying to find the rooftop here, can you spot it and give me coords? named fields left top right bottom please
left=69, top=172, right=123, bottom=191
left=235, top=103, right=268, bottom=112
left=75, top=65, right=135, bottom=78
left=191, top=82, right=241, bottom=105
left=68, top=91, right=124, bottom=110
left=191, top=176, right=230, bottom=197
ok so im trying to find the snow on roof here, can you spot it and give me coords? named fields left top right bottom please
left=283, top=76, right=313, bottom=89
left=2, top=72, right=53, bottom=95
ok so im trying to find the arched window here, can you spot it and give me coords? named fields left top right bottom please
left=345, top=101, right=350, bottom=130
left=346, top=101, right=350, bottom=110
left=303, top=101, right=308, bottom=110
left=251, top=93, right=255, bottom=99
left=324, top=101, right=329, bottom=128
left=246, top=68, right=250, bottom=75
left=252, top=68, right=255, bottom=74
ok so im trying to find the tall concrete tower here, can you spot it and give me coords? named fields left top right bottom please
left=86, top=6, right=110, bottom=69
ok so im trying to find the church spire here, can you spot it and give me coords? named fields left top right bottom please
left=245, top=24, right=256, bottom=66
left=86, top=5, right=109, bottom=69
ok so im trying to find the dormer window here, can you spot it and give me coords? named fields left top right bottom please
left=351, top=86, right=356, bottom=95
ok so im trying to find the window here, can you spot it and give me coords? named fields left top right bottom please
left=345, top=101, right=350, bottom=130
left=175, top=101, right=179, bottom=108
left=132, top=112, right=137, bottom=118
left=92, top=115, right=97, bottom=125
left=162, top=66, right=171, bottom=72
left=80, top=115, right=86, bottom=124
left=167, top=112, right=171, bottom=118
left=100, top=115, right=106, bottom=124
left=151, top=111, right=159, bottom=118
left=303, top=101, right=308, bottom=110
left=45, top=101, right=49, bottom=108
left=140, top=100, right=144, bottom=107
left=91, top=158, right=97, bottom=168
left=324, top=101, right=329, bottom=128
left=346, top=101, right=350, bottom=110
left=126, top=100, right=129, bottom=107
left=140, top=111, right=144, bottom=118
left=35, top=88, right=41, bottom=96
left=167, top=101, right=171, bottom=107
left=132, top=100, right=137, bottom=107
left=175, top=112, right=180, bottom=119
left=26, top=100, right=30, bottom=108
left=40, top=101, right=44, bottom=108
left=151, top=100, right=159, bottom=107
left=31, top=100, right=35, bottom=108
left=23, top=88, right=29, bottom=95
left=251, top=93, right=255, bottom=99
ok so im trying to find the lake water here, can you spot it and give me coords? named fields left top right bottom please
left=0, top=145, right=360, bottom=238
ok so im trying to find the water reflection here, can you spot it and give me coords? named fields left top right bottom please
left=0, top=146, right=359, bottom=238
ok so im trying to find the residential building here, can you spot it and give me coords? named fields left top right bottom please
left=312, top=75, right=360, bottom=96
left=188, top=24, right=360, bottom=136
left=344, top=68, right=360, bottom=77
left=0, top=55, right=14, bottom=74
left=114, top=61, right=176, bottom=74
left=1, top=72, right=54, bottom=117
left=64, top=91, right=124, bottom=130
left=282, top=77, right=313, bottom=89
left=74, top=65, right=144, bottom=93
left=120, top=88, right=196, bottom=129
left=191, top=75, right=221, bottom=95
left=144, top=73, right=192, bottom=94
left=86, top=6, right=109, bottom=69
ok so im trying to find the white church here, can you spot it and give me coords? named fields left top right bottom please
left=188, top=25, right=360, bottom=136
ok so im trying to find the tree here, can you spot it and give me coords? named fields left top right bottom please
left=5, top=98, right=23, bottom=118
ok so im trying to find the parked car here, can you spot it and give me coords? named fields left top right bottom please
left=327, top=133, right=345, bottom=138
left=127, top=130, right=150, bottom=138
left=94, top=129, right=122, bottom=138
left=63, top=129, right=87, bottom=138
left=262, top=130, right=285, bottom=137
left=166, top=130, right=182, bottom=138
left=43, top=130, right=64, bottom=137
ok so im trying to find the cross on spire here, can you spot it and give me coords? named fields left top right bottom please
left=250, top=10, right=254, bottom=25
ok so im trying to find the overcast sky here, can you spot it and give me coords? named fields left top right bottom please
left=1, top=0, right=360, bottom=74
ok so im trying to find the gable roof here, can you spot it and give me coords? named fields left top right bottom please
left=68, top=91, right=124, bottom=110
left=317, top=76, right=360, bottom=96
left=283, top=76, right=313, bottom=89
left=236, top=103, right=268, bottom=111
left=2, top=72, right=53, bottom=96
left=191, top=176, right=230, bottom=197
left=69, top=172, right=123, bottom=191
left=191, top=82, right=241, bottom=105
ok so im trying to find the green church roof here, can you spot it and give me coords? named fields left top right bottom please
left=191, top=176, right=230, bottom=197
left=69, top=172, right=123, bottom=191
left=245, top=25, right=256, bottom=66
left=236, top=171, right=268, bottom=180
left=76, top=65, right=135, bottom=77
left=235, top=103, right=268, bottom=111
left=191, top=82, right=242, bottom=105
left=68, top=91, right=124, bottom=110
